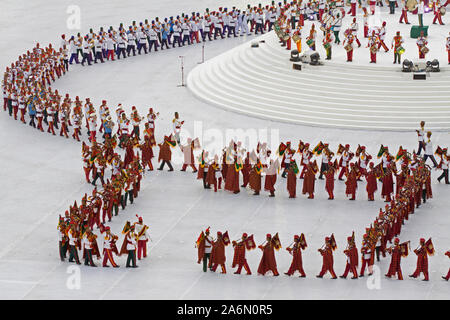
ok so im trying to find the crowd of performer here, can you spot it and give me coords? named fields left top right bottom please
left=274, top=0, right=450, bottom=64
left=2, top=1, right=449, bottom=278
left=195, top=208, right=450, bottom=281
left=193, top=133, right=449, bottom=200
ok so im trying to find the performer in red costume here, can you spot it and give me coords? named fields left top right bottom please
left=385, top=238, right=407, bottom=280
left=443, top=250, right=450, bottom=281
left=232, top=233, right=252, bottom=275
left=360, top=234, right=375, bottom=277
left=316, top=236, right=337, bottom=279
left=381, top=158, right=395, bottom=202
left=399, top=0, right=410, bottom=24
left=286, top=161, right=298, bottom=198
left=257, top=234, right=280, bottom=276
left=325, top=161, right=337, bottom=200
left=365, top=162, right=378, bottom=201
left=285, top=234, right=307, bottom=277
left=302, top=161, right=317, bottom=199
left=345, top=163, right=359, bottom=200
left=409, top=238, right=433, bottom=281
left=210, top=231, right=227, bottom=274
left=340, top=235, right=359, bottom=279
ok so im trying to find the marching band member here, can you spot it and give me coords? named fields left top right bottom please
left=232, top=233, right=252, bottom=275
left=416, top=31, right=428, bottom=59
left=343, top=29, right=355, bottom=62
left=443, top=250, right=450, bottom=281
left=446, top=31, right=450, bottom=64
left=102, top=227, right=119, bottom=267
left=120, top=224, right=138, bottom=268
left=385, top=238, right=405, bottom=280
left=368, top=30, right=379, bottom=63
left=340, top=236, right=359, bottom=279
left=172, top=111, right=184, bottom=145
left=391, top=31, right=404, bottom=64
left=437, top=149, right=449, bottom=184
left=323, top=28, right=334, bottom=60
left=285, top=234, right=307, bottom=277
left=432, top=0, right=445, bottom=25
left=316, top=236, right=337, bottom=279
left=210, top=231, right=227, bottom=274
left=307, top=24, right=317, bottom=51
left=416, top=121, right=426, bottom=155
left=409, top=238, right=432, bottom=281
left=359, top=234, right=375, bottom=276
left=399, top=0, right=410, bottom=24
left=134, top=215, right=150, bottom=260
left=257, top=234, right=280, bottom=276
left=350, top=18, right=361, bottom=47
left=377, top=21, right=389, bottom=52
left=423, top=131, right=438, bottom=167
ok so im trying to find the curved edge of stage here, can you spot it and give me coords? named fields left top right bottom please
left=187, top=31, right=450, bottom=132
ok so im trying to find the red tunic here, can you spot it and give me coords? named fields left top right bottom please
left=286, top=169, right=297, bottom=197
left=382, top=168, right=394, bottom=197
left=158, top=143, right=172, bottom=162
left=257, top=243, right=278, bottom=275
left=287, top=243, right=305, bottom=275
left=249, top=167, right=261, bottom=192
left=264, top=174, right=277, bottom=192
left=209, top=239, right=226, bottom=267
left=345, top=246, right=359, bottom=267
left=386, top=245, right=402, bottom=275
left=302, top=166, right=316, bottom=194
left=224, top=165, right=240, bottom=192
left=413, top=247, right=428, bottom=274
left=232, top=242, right=247, bottom=268
left=365, top=169, right=378, bottom=194
left=325, top=168, right=335, bottom=194
left=345, top=170, right=358, bottom=196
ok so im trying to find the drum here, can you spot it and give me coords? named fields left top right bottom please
left=440, top=7, right=446, bottom=16
left=397, top=46, right=405, bottom=55
left=323, top=42, right=331, bottom=50
left=421, top=46, right=429, bottom=54
left=306, top=39, right=314, bottom=47
left=292, top=34, right=301, bottom=43
left=344, top=44, right=353, bottom=52
left=406, top=0, right=418, bottom=12
left=370, top=46, right=378, bottom=53
left=320, top=25, right=326, bottom=32
left=283, top=34, right=290, bottom=41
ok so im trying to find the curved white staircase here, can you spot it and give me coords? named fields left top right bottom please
left=187, top=31, right=450, bottom=131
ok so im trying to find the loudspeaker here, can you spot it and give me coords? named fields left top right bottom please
left=293, top=63, right=302, bottom=71
left=413, top=73, right=426, bottom=80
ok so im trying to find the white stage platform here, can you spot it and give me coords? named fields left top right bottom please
left=188, top=31, right=450, bottom=131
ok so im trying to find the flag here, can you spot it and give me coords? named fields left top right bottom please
left=313, top=141, right=324, bottom=155
left=122, top=221, right=131, bottom=234
left=245, top=234, right=256, bottom=250
left=425, top=238, right=435, bottom=256
left=222, top=231, right=231, bottom=246
left=355, top=144, right=362, bottom=156
left=272, top=233, right=282, bottom=250
left=277, top=142, right=287, bottom=156
left=396, top=146, right=405, bottom=161
left=337, top=144, right=345, bottom=155
left=165, top=135, right=177, bottom=148
left=193, top=137, right=201, bottom=149
left=255, top=160, right=263, bottom=174
left=330, top=233, right=337, bottom=251
left=435, top=146, right=443, bottom=156
left=196, top=231, right=205, bottom=247
left=377, top=144, right=386, bottom=158
left=297, top=140, right=305, bottom=153
left=299, top=233, right=307, bottom=249
left=400, top=242, right=409, bottom=257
